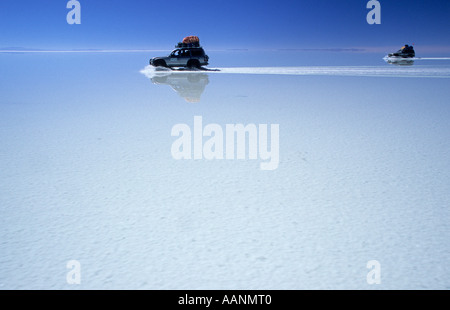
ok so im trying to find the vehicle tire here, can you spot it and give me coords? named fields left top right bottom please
left=187, top=59, right=201, bottom=69
left=153, top=60, right=167, bottom=67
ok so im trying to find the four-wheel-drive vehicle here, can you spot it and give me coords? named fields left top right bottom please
left=387, top=44, right=415, bottom=58
left=149, top=36, right=209, bottom=68
left=384, top=44, right=416, bottom=65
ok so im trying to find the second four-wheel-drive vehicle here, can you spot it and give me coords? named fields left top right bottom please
left=149, top=36, right=209, bottom=69
left=387, top=44, right=415, bottom=58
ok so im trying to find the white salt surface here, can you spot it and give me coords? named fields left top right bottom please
left=1, top=54, right=449, bottom=289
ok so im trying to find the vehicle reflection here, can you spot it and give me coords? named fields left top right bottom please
left=384, top=58, right=415, bottom=66
left=150, top=71, right=209, bottom=103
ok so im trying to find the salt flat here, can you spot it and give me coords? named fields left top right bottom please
left=1, top=52, right=449, bottom=289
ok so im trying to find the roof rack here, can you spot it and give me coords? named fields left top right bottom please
left=175, top=42, right=201, bottom=48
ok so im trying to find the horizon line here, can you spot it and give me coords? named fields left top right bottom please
left=1, top=46, right=450, bottom=54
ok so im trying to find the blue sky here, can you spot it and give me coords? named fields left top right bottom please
left=0, top=0, right=449, bottom=51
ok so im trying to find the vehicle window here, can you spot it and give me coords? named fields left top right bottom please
left=191, top=49, right=204, bottom=57
left=171, top=49, right=182, bottom=57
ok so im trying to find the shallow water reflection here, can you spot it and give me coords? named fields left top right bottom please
left=384, top=58, right=415, bottom=66
left=150, top=71, right=209, bottom=103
